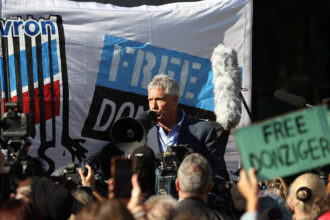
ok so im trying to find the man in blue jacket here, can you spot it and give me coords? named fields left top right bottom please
left=146, top=74, right=228, bottom=180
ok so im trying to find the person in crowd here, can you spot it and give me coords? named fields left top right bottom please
left=131, top=146, right=157, bottom=200
left=146, top=74, right=229, bottom=180
left=30, top=176, right=83, bottom=220
left=74, top=199, right=135, bottom=220
left=237, top=168, right=259, bottom=220
left=78, top=164, right=104, bottom=202
left=0, top=198, right=43, bottom=220
left=286, top=173, right=327, bottom=220
left=264, top=177, right=288, bottom=200
left=126, top=174, right=147, bottom=220
left=172, top=213, right=208, bottom=220
left=310, top=193, right=330, bottom=220
left=144, top=195, right=179, bottom=220
left=229, top=183, right=247, bottom=218
left=72, top=189, right=93, bottom=205
left=69, top=189, right=94, bottom=220
left=238, top=168, right=294, bottom=220
left=13, top=178, right=33, bottom=200
left=175, top=153, right=231, bottom=220
left=258, top=189, right=292, bottom=220
left=107, top=173, right=147, bottom=219
left=309, top=194, right=330, bottom=220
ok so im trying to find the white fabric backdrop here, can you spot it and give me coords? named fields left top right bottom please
left=0, top=0, right=252, bottom=174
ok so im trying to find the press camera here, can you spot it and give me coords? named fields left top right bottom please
left=155, top=144, right=192, bottom=196
left=60, top=160, right=107, bottom=193
left=0, top=102, right=34, bottom=202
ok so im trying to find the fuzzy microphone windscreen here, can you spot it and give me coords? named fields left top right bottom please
left=211, top=44, right=242, bottom=130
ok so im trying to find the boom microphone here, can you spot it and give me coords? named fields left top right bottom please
left=210, top=44, right=243, bottom=129
left=274, top=90, right=313, bottom=108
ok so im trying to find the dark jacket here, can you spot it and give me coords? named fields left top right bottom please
left=179, top=198, right=229, bottom=220
left=146, top=114, right=229, bottom=180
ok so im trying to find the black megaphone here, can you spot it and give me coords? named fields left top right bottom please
left=111, top=110, right=157, bottom=153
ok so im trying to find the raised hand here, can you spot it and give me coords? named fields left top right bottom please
left=237, top=168, right=259, bottom=212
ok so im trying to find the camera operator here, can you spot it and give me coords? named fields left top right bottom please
left=146, top=74, right=229, bottom=181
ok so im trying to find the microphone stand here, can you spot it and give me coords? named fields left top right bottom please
left=240, top=91, right=252, bottom=122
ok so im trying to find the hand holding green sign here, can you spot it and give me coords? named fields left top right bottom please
left=234, top=106, right=330, bottom=181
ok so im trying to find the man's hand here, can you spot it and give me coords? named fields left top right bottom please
left=127, top=174, right=146, bottom=220
left=78, top=164, right=95, bottom=189
left=127, top=174, right=142, bottom=211
left=237, top=168, right=259, bottom=212
left=107, top=177, right=115, bottom=199
left=79, top=165, right=105, bottom=201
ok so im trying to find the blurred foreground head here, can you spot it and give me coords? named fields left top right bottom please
left=287, top=173, right=326, bottom=218
left=145, top=195, right=178, bottom=220
left=132, top=146, right=156, bottom=199
left=75, top=199, right=134, bottom=220
left=0, top=198, right=43, bottom=220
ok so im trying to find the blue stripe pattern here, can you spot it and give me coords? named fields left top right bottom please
left=5, top=39, right=59, bottom=92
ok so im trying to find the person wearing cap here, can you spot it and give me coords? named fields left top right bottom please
left=146, top=74, right=229, bottom=180
left=131, top=146, right=156, bottom=200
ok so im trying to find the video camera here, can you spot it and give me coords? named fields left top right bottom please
left=155, top=144, right=193, bottom=197
left=0, top=102, right=34, bottom=202
left=1, top=102, right=32, bottom=139
left=59, top=159, right=108, bottom=197
left=0, top=102, right=34, bottom=172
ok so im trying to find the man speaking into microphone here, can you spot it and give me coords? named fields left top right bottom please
left=146, top=74, right=229, bottom=180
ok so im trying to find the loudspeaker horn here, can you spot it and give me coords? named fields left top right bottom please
left=111, top=110, right=157, bottom=153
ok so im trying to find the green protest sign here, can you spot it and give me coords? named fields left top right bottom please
left=327, top=109, right=330, bottom=128
left=234, top=106, right=330, bottom=181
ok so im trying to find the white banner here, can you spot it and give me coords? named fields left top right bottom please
left=0, top=0, right=252, bottom=173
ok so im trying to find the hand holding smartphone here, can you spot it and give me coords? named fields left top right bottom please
left=111, top=157, right=133, bottom=200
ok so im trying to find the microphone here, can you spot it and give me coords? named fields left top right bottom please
left=211, top=44, right=243, bottom=129
left=273, top=90, right=313, bottom=108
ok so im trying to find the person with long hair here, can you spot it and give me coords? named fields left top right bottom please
left=0, top=198, right=43, bottom=220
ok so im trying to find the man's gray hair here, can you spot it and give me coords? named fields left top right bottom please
left=148, top=74, right=180, bottom=97
left=145, top=195, right=179, bottom=220
left=177, top=153, right=212, bottom=195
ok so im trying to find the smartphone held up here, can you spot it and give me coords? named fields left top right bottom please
left=111, top=157, right=133, bottom=200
